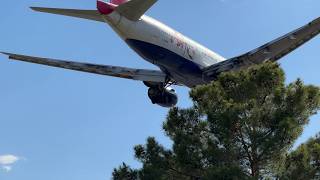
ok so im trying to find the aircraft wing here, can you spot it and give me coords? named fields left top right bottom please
left=116, top=0, right=157, bottom=21
left=30, top=7, right=104, bottom=22
left=204, top=16, right=320, bottom=80
left=1, top=52, right=167, bottom=83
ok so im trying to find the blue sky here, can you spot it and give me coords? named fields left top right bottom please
left=0, top=0, right=320, bottom=179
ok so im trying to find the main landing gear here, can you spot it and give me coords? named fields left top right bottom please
left=143, top=81, right=178, bottom=108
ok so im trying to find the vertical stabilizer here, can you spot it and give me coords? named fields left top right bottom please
left=110, top=0, right=128, bottom=5
left=97, top=0, right=116, bottom=15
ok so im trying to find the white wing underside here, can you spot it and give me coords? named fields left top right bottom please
left=204, top=16, right=320, bottom=79
left=1, top=52, right=167, bottom=83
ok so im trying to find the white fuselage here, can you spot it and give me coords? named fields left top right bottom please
left=102, top=11, right=225, bottom=87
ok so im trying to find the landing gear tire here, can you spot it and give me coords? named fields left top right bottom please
left=147, top=87, right=178, bottom=108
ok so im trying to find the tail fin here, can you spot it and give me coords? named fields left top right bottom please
left=110, top=0, right=128, bottom=5
left=98, top=0, right=157, bottom=21
left=97, top=0, right=116, bottom=15
left=97, top=0, right=127, bottom=15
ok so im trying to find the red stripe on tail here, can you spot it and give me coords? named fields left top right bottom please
left=110, top=0, right=128, bottom=5
left=97, top=0, right=117, bottom=15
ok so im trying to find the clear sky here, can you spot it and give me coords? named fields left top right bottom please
left=0, top=0, right=320, bottom=179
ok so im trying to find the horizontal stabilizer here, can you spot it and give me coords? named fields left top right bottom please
left=30, top=7, right=104, bottom=22
left=204, top=16, right=320, bottom=80
left=1, top=52, right=167, bottom=83
left=116, top=0, right=157, bottom=21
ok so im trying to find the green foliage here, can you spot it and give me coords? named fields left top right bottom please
left=112, top=62, right=320, bottom=179
left=190, top=63, right=320, bottom=177
left=112, top=163, right=138, bottom=180
left=279, top=135, right=320, bottom=179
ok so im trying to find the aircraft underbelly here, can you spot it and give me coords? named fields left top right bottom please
left=126, top=39, right=205, bottom=87
left=104, top=13, right=220, bottom=87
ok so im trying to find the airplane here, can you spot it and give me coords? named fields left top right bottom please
left=2, top=0, right=320, bottom=107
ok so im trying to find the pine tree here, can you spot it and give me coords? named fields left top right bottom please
left=279, top=135, right=320, bottom=179
left=113, top=62, right=320, bottom=179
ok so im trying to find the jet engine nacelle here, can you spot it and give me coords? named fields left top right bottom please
left=148, top=87, right=178, bottom=108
